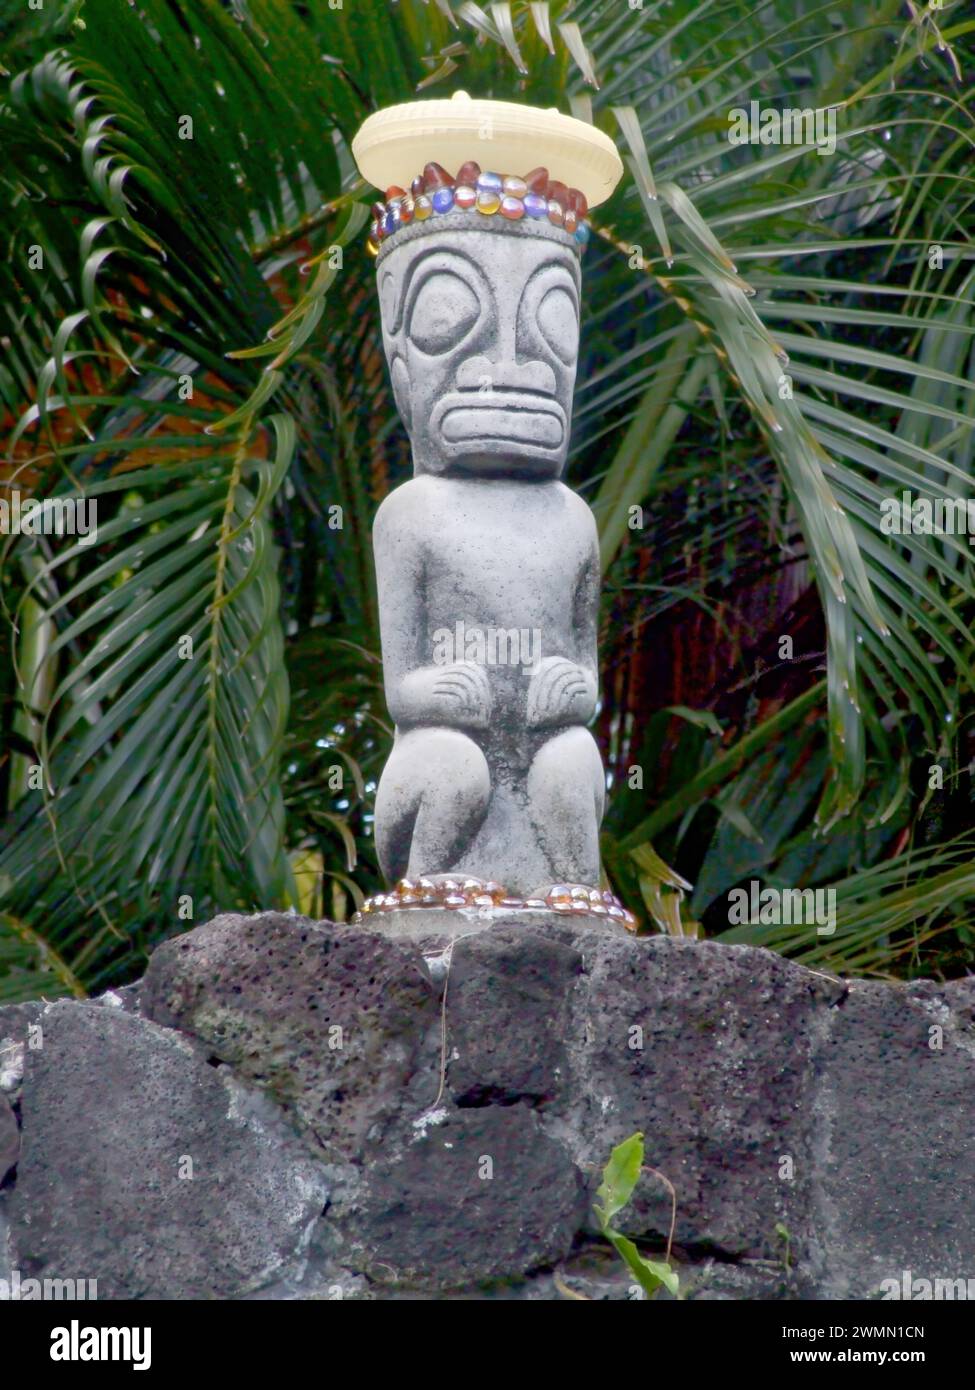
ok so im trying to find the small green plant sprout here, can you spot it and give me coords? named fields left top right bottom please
left=593, top=1132, right=680, bottom=1299
left=775, top=1221, right=792, bottom=1273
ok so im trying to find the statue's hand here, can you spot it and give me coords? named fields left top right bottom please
left=431, top=660, right=493, bottom=727
left=393, top=661, right=492, bottom=729
left=526, top=656, right=596, bottom=728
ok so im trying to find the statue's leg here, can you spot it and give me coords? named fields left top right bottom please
left=375, top=727, right=491, bottom=883
left=526, top=726, right=605, bottom=885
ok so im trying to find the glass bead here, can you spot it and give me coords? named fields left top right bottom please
left=499, top=194, right=524, bottom=219
left=384, top=185, right=406, bottom=202
left=456, top=160, right=481, bottom=186
left=523, top=191, right=548, bottom=219
left=546, top=178, right=569, bottom=206
left=453, top=184, right=477, bottom=209
left=568, top=187, right=588, bottom=217
left=423, top=161, right=454, bottom=189
left=575, top=221, right=590, bottom=246
left=476, top=189, right=501, bottom=214
left=411, top=174, right=426, bottom=198
left=432, top=186, right=455, bottom=213
left=476, top=170, right=503, bottom=193
left=398, top=196, right=414, bottom=224
left=547, top=199, right=564, bottom=226
left=564, top=208, right=578, bottom=234
left=413, top=193, right=433, bottom=220
left=502, top=175, right=528, bottom=198
left=523, top=166, right=549, bottom=192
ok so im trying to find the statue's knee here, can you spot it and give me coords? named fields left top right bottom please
left=385, top=727, right=490, bottom=804
left=528, top=727, right=604, bottom=813
left=530, top=726, right=601, bottom=781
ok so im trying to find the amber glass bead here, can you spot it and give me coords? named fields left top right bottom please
left=568, top=187, right=588, bottom=218
left=423, top=161, right=454, bottom=189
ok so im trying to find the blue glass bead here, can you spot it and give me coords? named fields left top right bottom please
left=432, top=186, right=455, bottom=213
left=476, top=171, right=503, bottom=193
left=574, top=221, right=590, bottom=246
left=383, top=208, right=398, bottom=236
left=523, top=191, right=548, bottom=219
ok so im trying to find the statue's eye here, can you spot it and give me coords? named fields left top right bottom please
left=536, top=286, right=578, bottom=363
left=408, top=271, right=480, bottom=355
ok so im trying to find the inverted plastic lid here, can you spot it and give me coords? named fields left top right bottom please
left=352, top=91, right=624, bottom=208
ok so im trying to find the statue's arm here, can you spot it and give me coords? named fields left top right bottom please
left=373, top=489, right=491, bottom=729
left=526, top=502, right=599, bottom=728
left=573, top=521, right=601, bottom=687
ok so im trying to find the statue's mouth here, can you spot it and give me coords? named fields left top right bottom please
left=432, top=391, right=566, bottom=453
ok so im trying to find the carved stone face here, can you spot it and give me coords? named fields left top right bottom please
left=376, top=218, right=581, bottom=479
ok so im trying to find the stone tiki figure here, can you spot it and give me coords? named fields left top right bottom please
left=353, top=96, right=632, bottom=925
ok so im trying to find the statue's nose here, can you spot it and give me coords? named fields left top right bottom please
left=455, top=353, right=557, bottom=396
